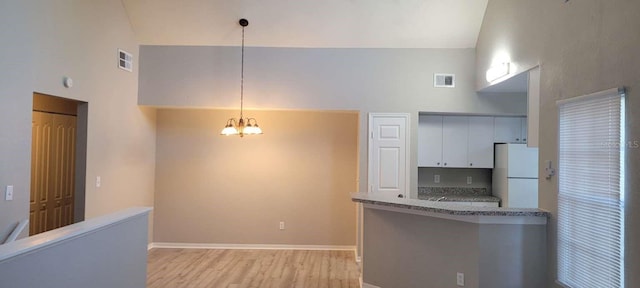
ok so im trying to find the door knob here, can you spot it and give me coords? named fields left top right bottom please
left=397, top=194, right=404, bottom=198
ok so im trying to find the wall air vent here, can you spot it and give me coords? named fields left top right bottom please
left=434, top=73, right=455, bottom=88
left=118, top=49, right=133, bottom=72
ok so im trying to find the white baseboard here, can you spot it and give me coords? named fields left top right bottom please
left=148, top=242, right=356, bottom=251
left=362, top=283, right=381, bottom=288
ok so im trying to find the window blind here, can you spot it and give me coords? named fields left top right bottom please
left=557, top=88, right=625, bottom=288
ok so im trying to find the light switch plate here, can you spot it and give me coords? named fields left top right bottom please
left=544, top=160, right=556, bottom=179
left=434, top=175, right=440, bottom=183
left=5, top=185, right=14, bottom=201
left=96, top=176, right=101, bottom=188
left=467, top=176, right=472, bottom=184
left=457, top=272, right=465, bottom=286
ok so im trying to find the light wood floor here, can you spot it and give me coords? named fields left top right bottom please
left=147, top=249, right=361, bottom=288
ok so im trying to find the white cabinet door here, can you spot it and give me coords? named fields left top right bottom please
left=442, top=116, right=468, bottom=168
left=369, top=113, right=410, bottom=198
left=494, top=117, right=523, bottom=143
left=467, top=116, right=494, bottom=168
left=520, top=117, right=528, bottom=144
left=418, top=115, right=443, bottom=167
left=527, top=67, right=540, bottom=147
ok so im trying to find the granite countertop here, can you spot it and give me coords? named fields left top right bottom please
left=417, top=187, right=500, bottom=202
left=351, top=192, right=549, bottom=218
left=417, top=195, right=501, bottom=202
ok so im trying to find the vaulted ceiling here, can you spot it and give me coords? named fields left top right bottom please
left=121, top=0, right=489, bottom=48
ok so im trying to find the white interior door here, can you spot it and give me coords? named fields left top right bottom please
left=369, top=113, right=409, bottom=198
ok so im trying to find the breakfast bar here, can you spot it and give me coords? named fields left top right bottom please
left=352, top=193, right=549, bottom=288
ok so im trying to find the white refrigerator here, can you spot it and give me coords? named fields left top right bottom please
left=492, top=144, right=539, bottom=208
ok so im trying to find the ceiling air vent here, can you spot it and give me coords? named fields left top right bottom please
left=434, top=73, right=455, bottom=88
left=118, top=49, right=133, bottom=72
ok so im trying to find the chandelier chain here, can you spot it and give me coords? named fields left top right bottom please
left=240, top=25, right=245, bottom=119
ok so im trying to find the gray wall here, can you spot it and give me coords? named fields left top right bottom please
left=0, top=1, right=33, bottom=242
left=476, top=0, right=640, bottom=286
left=0, top=1, right=157, bottom=242
left=363, top=208, right=546, bottom=288
left=139, top=46, right=527, bottom=198
left=478, top=224, right=547, bottom=288
left=0, top=211, right=149, bottom=288
left=418, top=168, right=493, bottom=192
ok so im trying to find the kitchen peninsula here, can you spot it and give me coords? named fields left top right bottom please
left=353, top=193, right=549, bottom=288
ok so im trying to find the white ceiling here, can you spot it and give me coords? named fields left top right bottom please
left=121, top=0, right=489, bottom=48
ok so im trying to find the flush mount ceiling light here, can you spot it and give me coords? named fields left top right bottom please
left=485, top=62, right=511, bottom=83
left=221, top=18, right=263, bottom=137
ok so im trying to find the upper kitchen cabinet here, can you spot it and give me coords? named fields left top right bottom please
left=442, top=116, right=469, bottom=168
left=418, top=115, right=494, bottom=168
left=418, top=115, right=443, bottom=167
left=467, top=116, right=495, bottom=168
left=494, top=116, right=527, bottom=144
left=520, top=117, right=528, bottom=143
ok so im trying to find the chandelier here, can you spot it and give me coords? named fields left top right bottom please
left=221, top=18, right=262, bottom=137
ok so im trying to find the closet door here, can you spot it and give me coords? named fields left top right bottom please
left=30, top=111, right=76, bottom=235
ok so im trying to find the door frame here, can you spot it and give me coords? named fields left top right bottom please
left=367, top=113, right=411, bottom=196
left=31, top=92, right=87, bottom=235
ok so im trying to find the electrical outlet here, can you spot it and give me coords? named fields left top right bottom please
left=5, top=185, right=14, bottom=201
left=457, top=272, right=465, bottom=286
left=434, top=175, right=440, bottom=183
left=279, top=221, right=285, bottom=230
left=466, top=176, right=472, bottom=185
